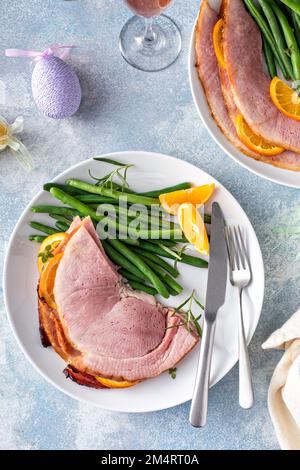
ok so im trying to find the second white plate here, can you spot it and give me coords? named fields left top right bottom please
left=189, top=0, right=300, bottom=188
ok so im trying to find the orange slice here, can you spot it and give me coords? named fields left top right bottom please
left=95, top=376, right=139, bottom=389
left=178, top=203, right=209, bottom=256
left=38, top=232, right=66, bottom=273
left=159, top=184, right=215, bottom=216
left=213, top=19, right=226, bottom=69
left=39, top=252, right=63, bottom=308
left=235, top=114, right=284, bottom=156
left=270, top=77, right=300, bottom=121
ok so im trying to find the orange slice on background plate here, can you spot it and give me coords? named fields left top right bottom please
left=159, top=183, right=215, bottom=215
left=95, top=376, right=139, bottom=389
left=235, top=114, right=284, bottom=156
left=39, top=252, right=63, bottom=308
left=270, top=77, right=300, bottom=121
left=37, top=232, right=66, bottom=273
left=213, top=19, right=226, bottom=69
left=178, top=203, right=209, bottom=256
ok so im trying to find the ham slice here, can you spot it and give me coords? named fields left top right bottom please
left=220, top=67, right=300, bottom=170
left=195, top=0, right=254, bottom=156
left=39, top=217, right=198, bottom=385
left=195, top=0, right=300, bottom=171
left=223, top=0, right=300, bottom=153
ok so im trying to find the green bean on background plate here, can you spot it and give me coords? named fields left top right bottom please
left=259, top=0, right=293, bottom=78
left=278, top=0, right=300, bottom=16
left=244, top=0, right=290, bottom=79
left=262, top=35, right=277, bottom=78
left=272, top=2, right=300, bottom=80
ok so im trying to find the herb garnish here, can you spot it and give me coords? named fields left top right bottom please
left=168, top=367, right=177, bottom=379
left=37, top=244, right=54, bottom=263
left=169, top=290, right=204, bottom=337
left=91, top=158, right=133, bottom=192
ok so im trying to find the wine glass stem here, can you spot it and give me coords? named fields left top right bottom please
left=143, top=17, right=156, bottom=46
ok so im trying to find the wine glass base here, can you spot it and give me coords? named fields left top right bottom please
left=119, top=14, right=182, bottom=72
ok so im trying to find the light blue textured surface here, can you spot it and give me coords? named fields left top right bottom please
left=0, top=0, right=300, bottom=450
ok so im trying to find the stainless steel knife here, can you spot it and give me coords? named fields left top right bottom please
left=189, top=202, right=228, bottom=428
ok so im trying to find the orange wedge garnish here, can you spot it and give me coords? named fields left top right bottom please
left=37, top=232, right=66, bottom=273
left=39, top=252, right=63, bottom=308
left=159, top=184, right=214, bottom=216
left=95, top=377, right=139, bottom=389
left=178, top=203, right=209, bottom=256
left=270, top=77, right=300, bottom=121
left=235, top=114, right=284, bottom=156
left=213, top=19, right=226, bottom=69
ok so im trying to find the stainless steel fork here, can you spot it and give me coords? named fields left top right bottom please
left=225, top=225, right=254, bottom=409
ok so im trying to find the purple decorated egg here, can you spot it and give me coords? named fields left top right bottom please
left=31, top=55, right=81, bottom=119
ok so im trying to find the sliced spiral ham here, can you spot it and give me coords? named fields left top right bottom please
left=195, top=0, right=300, bottom=171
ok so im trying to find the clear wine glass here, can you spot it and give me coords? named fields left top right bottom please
left=119, top=1, right=181, bottom=72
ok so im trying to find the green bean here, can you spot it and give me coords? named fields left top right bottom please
left=132, top=246, right=179, bottom=277
left=102, top=240, right=147, bottom=281
left=49, top=188, right=102, bottom=221
left=49, top=213, right=72, bottom=225
left=140, top=182, right=191, bottom=197
left=28, top=234, right=46, bottom=243
left=119, top=238, right=140, bottom=246
left=29, top=221, right=59, bottom=235
left=263, top=35, right=277, bottom=78
left=204, top=214, right=211, bottom=224
left=55, top=221, right=70, bottom=232
left=76, top=194, right=117, bottom=204
left=292, top=11, right=300, bottom=47
left=43, top=182, right=86, bottom=195
left=244, top=0, right=290, bottom=79
left=66, top=179, right=159, bottom=206
left=138, top=256, right=183, bottom=295
left=108, top=239, right=169, bottom=298
left=119, top=268, right=142, bottom=283
left=259, top=0, right=294, bottom=78
left=272, top=2, right=300, bottom=79
left=279, top=0, right=300, bottom=16
left=139, top=241, right=208, bottom=268
left=126, top=280, right=158, bottom=296
left=31, top=205, right=80, bottom=218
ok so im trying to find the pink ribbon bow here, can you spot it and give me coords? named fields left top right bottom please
left=5, top=44, right=77, bottom=61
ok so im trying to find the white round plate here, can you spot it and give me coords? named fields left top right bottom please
left=189, top=0, right=300, bottom=188
left=3, top=151, right=264, bottom=412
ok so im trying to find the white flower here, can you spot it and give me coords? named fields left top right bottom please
left=0, top=116, right=34, bottom=171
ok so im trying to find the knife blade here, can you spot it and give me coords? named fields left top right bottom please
left=189, top=202, right=227, bottom=427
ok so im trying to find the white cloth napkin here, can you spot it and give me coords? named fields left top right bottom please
left=262, top=309, right=300, bottom=450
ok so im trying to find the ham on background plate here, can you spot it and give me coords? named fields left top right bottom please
left=195, top=0, right=300, bottom=171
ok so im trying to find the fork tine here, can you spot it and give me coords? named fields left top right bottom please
left=233, top=226, right=245, bottom=270
left=225, top=226, right=236, bottom=270
left=225, top=226, right=233, bottom=270
left=237, top=225, right=250, bottom=270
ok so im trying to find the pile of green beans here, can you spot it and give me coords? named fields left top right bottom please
left=29, top=178, right=210, bottom=298
left=244, top=0, right=300, bottom=81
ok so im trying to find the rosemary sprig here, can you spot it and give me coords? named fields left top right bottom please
left=88, top=163, right=134, bottom=192
left=37, top=244, right=54, bottom=263
left=168, top=289, right=204, bottom=337
left=157, top=243, right=182, bottom=260
left=93, top=157, right=129, bottom=166
left=173, top=244, right=188, bottom=270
